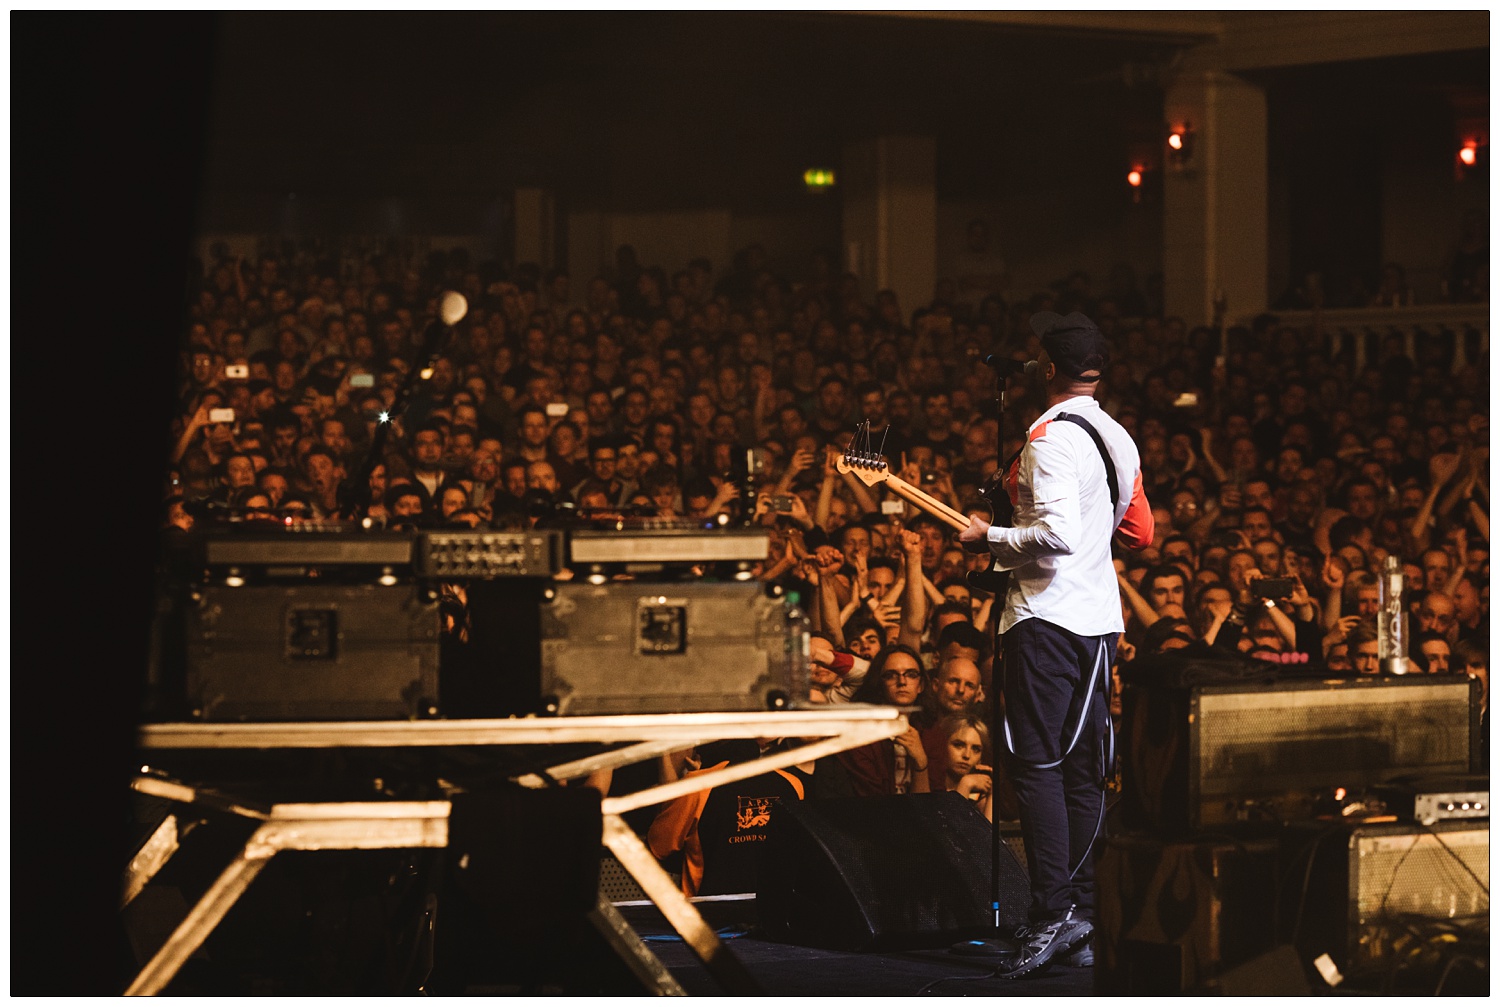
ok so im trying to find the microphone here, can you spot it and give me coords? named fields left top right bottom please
left=983, top=355, right=1038, bottom=377
left=414, top=291, right=469, bottom=370
left=438, top=290, right=468, bottom=327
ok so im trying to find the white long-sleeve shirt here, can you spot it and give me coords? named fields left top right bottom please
left=986, top=395, right=1147, bottom=637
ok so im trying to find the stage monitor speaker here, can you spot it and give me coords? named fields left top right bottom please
left=1281, top=819, right=1488, bottom=980
left=755, top=793, right=1028, bottom=952
left=1119, top=658, right=1478, bottom=834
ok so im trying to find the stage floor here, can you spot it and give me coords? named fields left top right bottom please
left=614, top=901, right=1095, bottom=997
left=608, top=901, right=1485, bottom=998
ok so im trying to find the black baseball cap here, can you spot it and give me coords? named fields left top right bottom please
left=1029, top=311, right=1108, bottom=381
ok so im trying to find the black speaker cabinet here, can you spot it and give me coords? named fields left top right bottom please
left=1095, top=831, right=1282, bottom=994
left=1281, top=819, right=1489, bottom=976
left=755, top=793, right=1028, bottom=952
left=1119, top=662, right=1479, bottom=834
left=185, top=583, right=440, bottom=721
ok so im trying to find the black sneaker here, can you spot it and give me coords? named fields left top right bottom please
left=1058, top=936, right=1094, bottom=967
left=992, top=908, right=1093, bottom=979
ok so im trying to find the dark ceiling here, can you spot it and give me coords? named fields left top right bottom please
left=199, top=12, right=1188, bottom=218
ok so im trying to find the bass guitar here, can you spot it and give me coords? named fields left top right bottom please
left=836, top=424, right=1011, bottom=597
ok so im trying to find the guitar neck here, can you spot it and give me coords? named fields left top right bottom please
left=882, top=474, right=969, bottom=533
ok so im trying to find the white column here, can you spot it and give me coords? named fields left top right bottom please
left=513, top=187, right=555, bottom=269
left=841, top=136, right=937, bottom=317
left=1163, top=71, right=1268, bottom=327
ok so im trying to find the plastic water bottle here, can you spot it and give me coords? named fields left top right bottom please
left=783, top=594, right=812, bottom=704
left=1378, top=555, right=1410, bottom=675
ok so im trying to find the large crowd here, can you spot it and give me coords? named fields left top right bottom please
left=166, top=232, right=1488, bottom=893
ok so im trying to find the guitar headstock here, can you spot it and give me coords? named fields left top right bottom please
left=837, top=421, right=891, bottom=488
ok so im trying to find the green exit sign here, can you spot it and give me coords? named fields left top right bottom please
left=803, top=168, right=836, bottom=191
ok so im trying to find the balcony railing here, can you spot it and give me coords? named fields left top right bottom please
left=1241, top=303, right=1489, bottom=373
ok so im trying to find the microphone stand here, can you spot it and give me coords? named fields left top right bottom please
left=949, top=353, right=1015, bottom=959
left=985, top=360, right=1007, bottom=943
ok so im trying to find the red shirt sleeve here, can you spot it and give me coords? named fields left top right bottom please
left=1115, top=470, right=1155, bottom=551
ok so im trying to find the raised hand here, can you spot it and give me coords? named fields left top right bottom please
left=1430, top=451, right=1463, bottom=487
left=899, top=453, right=921, bottom=487
left=1239, top=567, right=1265, bottom=605
left=710, top=480, right=741, bottom=511
left=814, top=545, right=845, bottom=575
left=787, top=493, right=813, bottom=528
left=1330, top=614, right=1361, bottom=642
left=851, top=540, right=870, bottom=575
left=810, top=635, right=836, bottom=666
left=1321, top=552, right=1346, bottom=591
left=1205, top=594, right=1233, bottom=624
left=786, top=528, right=808, bottom=561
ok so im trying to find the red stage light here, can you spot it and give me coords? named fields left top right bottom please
left=1459, top=143, right=1478, bottom=166
left=1127, top=170, right=1143, bottom=187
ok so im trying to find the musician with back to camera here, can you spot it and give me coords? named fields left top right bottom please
left=957, top=311, right=1154, bottom=978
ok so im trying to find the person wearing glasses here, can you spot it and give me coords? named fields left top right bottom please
left=835, top=644, right=932, bottom=796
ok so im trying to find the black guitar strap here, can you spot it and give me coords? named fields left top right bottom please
left=1054, top=412, right=1119, bottom=509
left=1004, top=413, right=1120, bottom=509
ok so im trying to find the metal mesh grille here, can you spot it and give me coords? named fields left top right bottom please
left=1197, top=681, right=1470, bottom=800
left=1355, top=825, right=1489, bottom=923
left=599, top=851, right=649, bottom=903
left=1350, top=822, right=1489, bottom=968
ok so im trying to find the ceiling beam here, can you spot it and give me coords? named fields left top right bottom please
left=855, top=10, right=1487, bottom=73
left=850, top=11, right=1223, bottom=42
left=1191, top=10, right=1489, bottom=71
